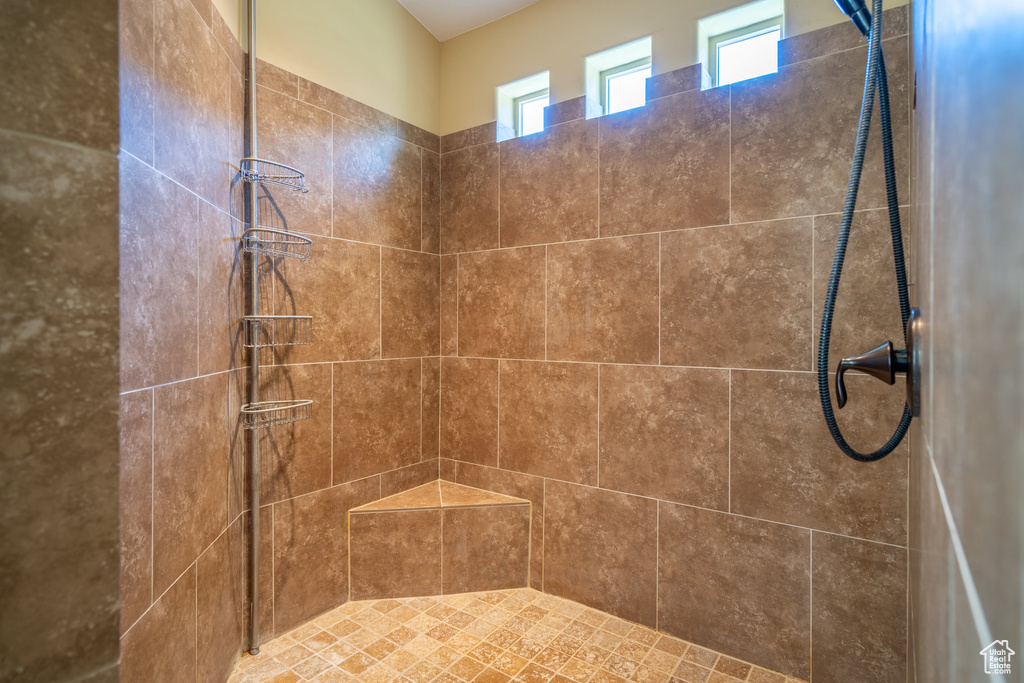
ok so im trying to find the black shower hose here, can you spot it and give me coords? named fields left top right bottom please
left=817, top=0, right=913, bottom=462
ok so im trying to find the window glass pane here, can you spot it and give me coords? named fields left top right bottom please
left=607, top=65, right=652, bottom=115
left=519, top=95, right=548, bottom=136
left=717, top=27, right=780, bottom=86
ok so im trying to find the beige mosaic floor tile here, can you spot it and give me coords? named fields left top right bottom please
left=230, top=589, right=806, bottom=683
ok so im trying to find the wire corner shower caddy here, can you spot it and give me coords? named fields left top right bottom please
left=241, top=0, right=313, bottom=656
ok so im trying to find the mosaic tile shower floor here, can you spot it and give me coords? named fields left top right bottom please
left=229, top=588, right=806, bottom=683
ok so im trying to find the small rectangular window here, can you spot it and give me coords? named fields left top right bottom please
left=515, top=90, right=550, bottom=137
left=709, top=17, right=782, bottom=87
left=602, top=58, right=653, bottom=115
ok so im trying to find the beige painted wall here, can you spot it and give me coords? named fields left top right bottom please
left=211, top=0, right=442, bottom=134
left=439, top=0, right=908, bottom=134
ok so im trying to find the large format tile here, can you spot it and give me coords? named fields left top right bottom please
left=658, top=503, right=811, bottom=679
left=422, top=149, right=441, bottom=253
left=272, top=478, right=378, bottom=633
left=152, top=373, right=231, bottom=595
left=256, top=85, right=333, bottom=237
left=120, top=0, right=155, bottom=162
left=333, top=116, right=422, bottom=250
left=120, top=391, right=153, bottom=634
left=441, top=143, right=500, bottom=253
left=0, top=134, right=120, bottom=683
left=812, top=533, right=907, bottom=683
left=598, top=365, right=729, bottom=509
left=272, top=237, right=380, bottom=365
left=380, top=460, right=440, bottom=499
left=547, top=234, right=659, bottom=364
left=349, top=509, right=443, bottom=600
left=196, top=200, right=243, bottom=376
left=660, top=219, right=812, bottom=370
left=544, top=481, right=657, bottom=626
left=813, top=208, right=910, bottom=365
left=197, top=521, right=246, bottom=683
left=499, top=118, right=599, bottom=247
left=731, top=37, right=910, bottom=223
left=443, top=505, right=531, bottom=593
left=381, top=248, right=440, bottom=358
left=599, top=88, right=730, bottom=236
left=120, top=154, right=199, bottom=391
left=456, top=464, right=545, bottom=589
left=441, top=254, right=459, bottom=356
left=333, top=359, right=422, bottom=483
left=498, top=361, right=599, bottom=485
left=440, top=358, right=499, bottom=466
left=121, top=567, right=196, bottom=683
left=457, top=247, right=546, bottom=359
left=153, top=0, right=233, bottom=209
left=258, top=363, right=333, bottom=504
left=730, top=370, right=908, bottom=544
left=421, top=357, right=441, bottom=462
left=0, top=0, right=119, bottom=151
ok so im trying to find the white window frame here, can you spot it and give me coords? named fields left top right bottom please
left=600, top=57, right=652, bottom=116
left=708, top=16, right=783, bottom=88
left=513, top=89, right=550, bottom=137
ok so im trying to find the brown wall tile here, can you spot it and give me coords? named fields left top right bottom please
left=197, top=521, right=246, bottom=683
left=443, top=505, right=531, bottom=593
left=660, top=219, right=812, bottom=370
left=273, top=237, right=380, bottom=364
left=381, top=460, right=440, bottom=499
left=0, top=0, right=119, bottom=151
left=778, top=5, right=908, bottom=67
left=382, top=248, right=441, bottom=358
left=441, top=358, right=499, bottom=466
left=658, top=502, right=810, bottom=679
left=441, top=122, right=497, bottom=154
left=599, top=88, right=730, bottom=236
left=196, top=201, right=243, bottom=376
left=499, top=118, right=599, bottom=247
left=455, top=464, right=544, bottom=588
left=731, top=37, right=910, bottom=223
left=599, top=365, right=729, bottom=509
left=154, top=0, right=233, bottom=209
left=422, top=150, right=441, bottom=253
left=547, top=234, right=660, bottom=364
left=543, top=96, right=586, bottom=127
left=813, top=208, right=910, bottom=365
left=812, top=533, right=907, bottom=683
left=120, top=391, right=153, bottom=634
left=258, top=363, right=333, bottom=504
left=153, top=373, right=231, bottom=595
left=256, top=85, right=333, bottom=237
left=333, top=359, right=422, bottom=483
left=458, top=247, right=546, bottom=359
left=350, top=510, right=443, bottom=600
left=120, top=0, right=155, bottom=162
left=441, top=254, right=459, bottom=356
left=1, top=133, right=120, bottom=683
left=544, top=481, right=657, bottom=626
left=499, top=361, right=599, bottom=485
left=255, top=57, right=298, bottom=97
left=730, top=370, right=908, bottom=544
left=422, top=357, right=441, bottom=461
left=120, top=154, right=198, bottom=391
left=256, top=506, right=275, bottom=639
left=333, top=116, right=422, bottom=250
left=441, top=143, right=500, bottom=253
left=121, top=566, right=196, bottom=683
left=645, top=64, right=704, bottom=101
left=273, top=478, right=378, bottom=632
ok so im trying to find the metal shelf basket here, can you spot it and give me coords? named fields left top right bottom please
left=241, top=158, right=309, bottom=192
left=241, top=400, right=313, bottom=430
left=243, top=315, right=313, bottom=348
left=243, top=227, right=312, bottom=261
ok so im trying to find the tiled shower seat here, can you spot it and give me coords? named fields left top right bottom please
left=349, top=481, right=531, bottom=600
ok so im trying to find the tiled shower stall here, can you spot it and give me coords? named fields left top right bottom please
left=114, top=0, right=912, bottom=681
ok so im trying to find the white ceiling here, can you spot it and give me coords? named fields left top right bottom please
left=398, top=0, right=543, bottom=42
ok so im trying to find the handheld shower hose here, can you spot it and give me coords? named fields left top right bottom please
left=818, top=0, right=913, bottom=461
